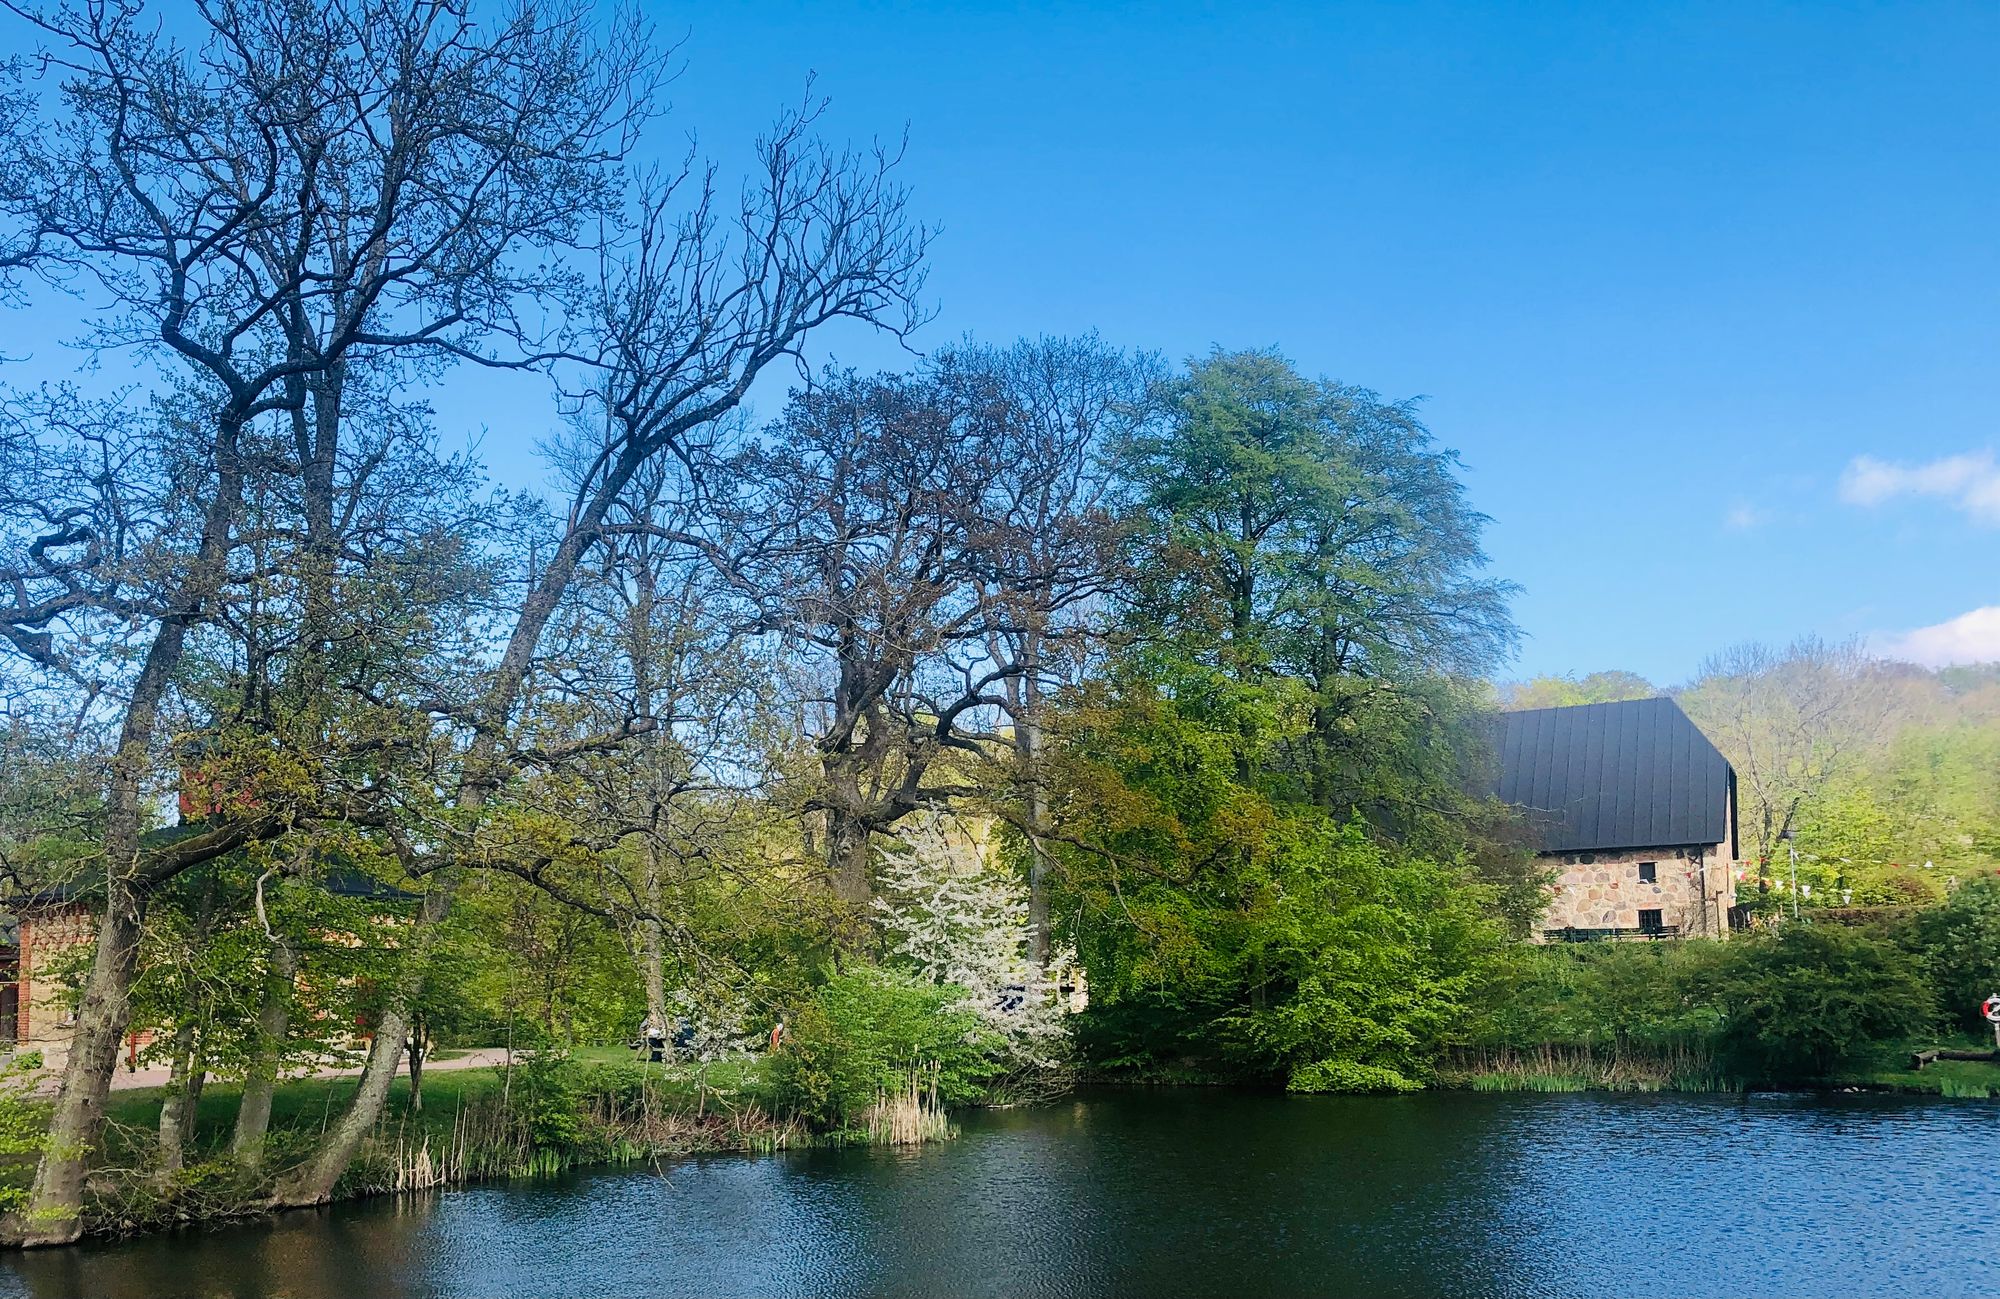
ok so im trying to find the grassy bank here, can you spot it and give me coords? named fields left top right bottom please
left=47, top=1053, right=804, bottom=1237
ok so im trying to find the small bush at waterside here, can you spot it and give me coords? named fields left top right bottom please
left=771, top=967, right=1001, bottom=1134
left=1287, top=1059, right=1420, bottom=1093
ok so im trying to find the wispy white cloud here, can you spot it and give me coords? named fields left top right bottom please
left=1723, top=502, right=1765, bottom=531
left=1874, top=605, right=2000, bottom=667
left=1839, top=450, right=2000, bottom=525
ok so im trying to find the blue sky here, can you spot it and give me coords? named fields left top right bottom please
left=4, top=2, right=1995, bottom=684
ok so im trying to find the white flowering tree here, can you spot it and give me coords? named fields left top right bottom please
left=873, top=812, right=1072, bottom=1072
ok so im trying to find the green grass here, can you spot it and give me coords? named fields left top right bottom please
left=1834, top=1033, right=2000, bottom=1097
left=564, top=1049, right=773, bottom=1103
left=96, top=1050, right=776, bottom=1162
left=102, top=1063, right=505, bottom=1158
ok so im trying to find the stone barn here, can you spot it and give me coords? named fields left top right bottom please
left=1493, top=696, right=1739, bottom=940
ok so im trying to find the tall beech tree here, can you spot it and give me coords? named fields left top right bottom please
left=1118, top=348, right=1516, bottom=826
left=1047, top=348, right=1519, bottom=1079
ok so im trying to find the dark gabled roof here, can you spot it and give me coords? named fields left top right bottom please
left=0, top=867, right=415, bottom=918
left=1492, top=697, right=1734, bottom=854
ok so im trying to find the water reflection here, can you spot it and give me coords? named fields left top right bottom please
left=3, top=1090, right=1996, bottom=1299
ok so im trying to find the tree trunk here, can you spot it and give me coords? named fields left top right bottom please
left=6, top=882, right=145, bottom=1244
left=639, top=918, right=669, bottom=1034
left=268, top=875, right=454, bottom=1207
left=826, top=806, right=875, bottom=918
left=158, top=870, right=222, bottom=1177
left=406, top=1031, right=425, bottom=1114
left=1016, top=668, right=1053, bottom=973
left=230, top=936, right=297, bottom=1169
left=5, top=402, right=245, bottom=1245
left=637, top=841, right=670, bottom=1033
left=9, top=624, right=185, bottom=1243
left=1024, top=789, right=1053, bottom=972
left=155, top=1022, right=203, bottom=1179
left=269, top=1006, right=409, bottom=1207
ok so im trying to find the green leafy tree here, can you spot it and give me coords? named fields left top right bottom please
left=1118, top=347, right=1515, bottom=816
left=1497, top=671, right=1656, bottom=711
left=1048, top=661, right=1501, bottom=1085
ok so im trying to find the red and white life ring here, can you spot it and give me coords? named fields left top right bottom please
left=1981, top=995, right=2000, bottom=1025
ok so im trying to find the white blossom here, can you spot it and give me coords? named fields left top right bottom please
left=873, top=811, right=1072, bottom=1068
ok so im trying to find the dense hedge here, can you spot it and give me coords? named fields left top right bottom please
left=1462, top=919, right=1961, bottom=1084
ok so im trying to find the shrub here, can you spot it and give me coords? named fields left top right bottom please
left=1907, top=877, right=2000, bottom=1033
left=1712, top=926, right=1932, bottom=1081
left=0, top=1053, right=46, bottom=1213
left=1466, top=941, right=1728, bottom=1056
left=1286, top=1059, right=1419, bottom=1093
left=771, top=967, right=997, bottom=1131
left=510, top=1049, right=586, bottom=1149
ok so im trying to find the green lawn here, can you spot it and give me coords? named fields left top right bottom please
left=101, top=1063, right=508, bottom=1158
left=96, top=1048, right=776, bottom=1160
left=1836, top=1034, right=2000, bottom=1097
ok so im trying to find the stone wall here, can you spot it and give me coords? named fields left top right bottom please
left=1539, top=843, right=1731, bottom=937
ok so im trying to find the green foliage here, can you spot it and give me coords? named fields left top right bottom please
left=1053, top=665, right=1502, bottom=1084
left=509, top=1050, right=588, bottom=1149
left=1496, top=672, right=1657, bottom=711
left=1711, top=926, right=1933, bottom=1081
left=1466, top=929, right=1941, bottom=1085
left=0, top=1053, right=48, bottom=1213
left=1120, top=348, right=1515, bottom=688
left=1468, top=942, right=1730, bottom=1055
left=1908, top=876, right=2000, bottom=1032
left=770, top=967, right=996, bottom=1131
left=1286, top=1059, right=1420, bottom=1093
left=1048, top=348, right=1524, bottom=1088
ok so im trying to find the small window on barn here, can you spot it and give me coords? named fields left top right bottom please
left=1638, top=861, right=1657, bottom=884
left=1638, top=908, right=1664, bottom=934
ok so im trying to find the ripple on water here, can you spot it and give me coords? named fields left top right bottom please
left=3, top=1090, right=1997, bottom=1299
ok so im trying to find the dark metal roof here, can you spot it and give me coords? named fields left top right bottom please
left=1, top=867, right=415, bottom=915
left=1493, top=697, right=1734, bottom=854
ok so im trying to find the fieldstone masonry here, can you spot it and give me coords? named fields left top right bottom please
left=1540, top=845, right=1727, bottom=936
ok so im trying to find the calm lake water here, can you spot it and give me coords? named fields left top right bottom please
left=3, top=1089, right=1997, bottom=1298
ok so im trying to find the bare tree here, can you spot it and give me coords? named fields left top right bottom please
left=1679, top=636, right=1901, bottom=887
left=0, top=0, right=651, bottom=1243
left=535, top=450, right=771, bottom=1039
left=270, top=97, right=927, bottom=1207
left=730, top=355, right=1127, bottom=941
left=932, top=336, right=1150, bottom=969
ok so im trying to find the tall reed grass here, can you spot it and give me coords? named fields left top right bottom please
left=862, top=1063, right=954, bottom=1146
left=1438, top=1043, right=1736, bottom=1094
